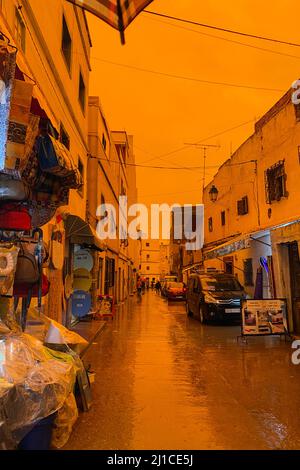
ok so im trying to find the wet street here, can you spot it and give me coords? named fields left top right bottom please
left=65, top=290, right=300, bottom=450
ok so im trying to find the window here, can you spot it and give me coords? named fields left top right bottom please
left=244, top=259, right=254, bottom=286
left=146, top=243, right=150, bottom=247
left=237, top=196, right=249, bottom=216
left=221, top=211, right=226, bottom=226
left=265, top=160, right=287, bottom=203
left=78, top=70, right=86, bottom=112
left=102, top=133, right=107, bottom=151
left=60, top=123, right=70, bottom=150
left=77, top=157, right=84, bottom=197
left=146, top=266, right=150, bottom=271
left=61, top=15, right=72, bottom=71
left=15, top=7, right=25, bottom=52
left=120, top=179, right=126, bottom=196
left=224, top=257, right=234, bottom=275
left=208, top=217, right=213, bottom=232
left=146, top=254, right=150, bottom=259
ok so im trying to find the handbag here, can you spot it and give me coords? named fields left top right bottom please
left=14, top=244, right=40, bottom=286
left=0, top=174, right=29, bottom=201
left=0, top=203, right=32, bottom=231
left=13, top=273, right=50, bottom=298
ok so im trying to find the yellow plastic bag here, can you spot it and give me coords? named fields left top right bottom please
left=51, top=392, right=78, bottom=448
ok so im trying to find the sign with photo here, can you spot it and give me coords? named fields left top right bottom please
left=242, top=299, right=288, bottom=336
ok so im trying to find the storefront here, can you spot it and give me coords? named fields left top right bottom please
left=203, top=229, right=273, bottom=299
left=271, top=220, right=300, bottom=334
left=64, top=215, right=105, bottom=326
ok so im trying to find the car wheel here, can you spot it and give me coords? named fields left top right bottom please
left=199, top=305, right=206, bottom=324
left=186, top=302, right=193, bottom=317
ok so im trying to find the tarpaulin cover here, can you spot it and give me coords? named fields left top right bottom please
left=25, top=306, right=88, bottom=354
left=0, top=332, right=81, bottom=447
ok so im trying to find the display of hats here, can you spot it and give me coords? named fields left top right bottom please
left=73, top=268, right=92, bottom=291
left=74, top=249, right=93, bottom=272
left=71, top=290, right=92, bottom=318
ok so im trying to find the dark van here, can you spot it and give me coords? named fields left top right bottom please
left=186, top=272, right=246, bottom=324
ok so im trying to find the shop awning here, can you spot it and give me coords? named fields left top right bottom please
left=65, top=215, right=106, bottom=252
left=203, top=229, right=270, bottom=261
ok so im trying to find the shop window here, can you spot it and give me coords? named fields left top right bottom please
left=78, top=70, right=86, bottom=112
left=15, top=7, right=25, bottom=52
left=221, top=211, right=226, bottom=226
left=208, top=217, right=213, bottom=232
left=265, top=160, right=288, bottom=203
left=77, top=157, right=84, bottom=197
left=61, top=14, right=72, bottom=72
left=237, top=196, right=248, bottom=216
left=60, top=123, right=70, bottom=150
left=244, top=258, right=254, bottom=286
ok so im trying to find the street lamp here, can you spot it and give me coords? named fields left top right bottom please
left=209, top=185, right=219, bottom=203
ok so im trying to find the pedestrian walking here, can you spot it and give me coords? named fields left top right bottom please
left=137, top=278, right=142, bottom=298
left=155, top=280, right=161, bottom=295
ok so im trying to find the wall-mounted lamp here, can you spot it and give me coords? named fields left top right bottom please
left=209, top=185, right=219, bottom=203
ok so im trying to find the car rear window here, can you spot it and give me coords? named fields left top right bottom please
left=168, top=282, right=184, bottom=288
left=200, top=276, right=242, bottom=292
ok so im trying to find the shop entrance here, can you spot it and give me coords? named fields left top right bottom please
left=288, top=241, right=300, bottom=334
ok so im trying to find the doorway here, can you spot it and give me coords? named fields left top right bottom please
left=288, top=241, right=300, bottom=334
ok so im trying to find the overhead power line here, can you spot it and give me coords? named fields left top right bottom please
left=93, top=57, right=285, bottom=93
left=140, top=118, right=256, bottom=164
left=145, top=16, right=300, bottom=61
left=144, top=10, right=300, bottom=48
left=88, top=155, right=222, bottom=171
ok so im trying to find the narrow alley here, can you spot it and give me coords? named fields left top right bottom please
left=65, top=291, right=300, bottom=450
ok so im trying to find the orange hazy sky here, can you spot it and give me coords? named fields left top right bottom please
left=88, top=0, right=300, bottom=206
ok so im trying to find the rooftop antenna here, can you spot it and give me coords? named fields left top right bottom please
left=184, top=143, right=220, bottom=192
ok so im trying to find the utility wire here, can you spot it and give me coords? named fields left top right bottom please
left=140, top=118, right=256, bottom=164
left=93, top=57, right=285, bottom=93
left=144, top=10, right=300, bottom=48
left=88, top=155, right=222, bottom=170
left=145, top=16, right=300, bottom=61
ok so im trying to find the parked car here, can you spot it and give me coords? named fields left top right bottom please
left=186, top=272, right=246, bottom=324
left=161, top=275, right=178, bottom=297
left=165, top=282, right=187, bottom=301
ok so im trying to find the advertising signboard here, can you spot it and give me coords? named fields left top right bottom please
left=242, top=299, right=288, bottom=336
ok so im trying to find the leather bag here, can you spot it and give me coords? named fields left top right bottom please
left=14, top=244, right=39, bottom=286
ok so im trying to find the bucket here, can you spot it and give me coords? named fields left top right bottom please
left=18, top=413, right=56, bottom=450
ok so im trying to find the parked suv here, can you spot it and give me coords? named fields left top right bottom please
left=186, top=272, right=246, bottom=324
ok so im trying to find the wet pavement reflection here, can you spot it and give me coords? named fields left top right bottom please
left=65, top=290, right=300, bottom=450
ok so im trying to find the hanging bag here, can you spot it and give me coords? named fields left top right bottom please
left=14, top=243, right=40, bottom=286
left=37, top=134, right=74, bottom=176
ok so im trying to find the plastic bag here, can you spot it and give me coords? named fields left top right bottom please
left=51, top=392, right=78, bottom=448
left=0, top=296, right=21, bottom=333
left=0, top=332, right=78, bottom=446
left=0, top=245, right=19, bottom=295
